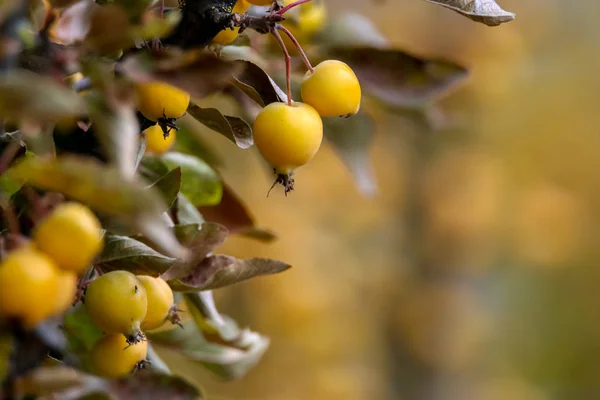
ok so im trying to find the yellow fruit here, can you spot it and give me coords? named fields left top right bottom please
left=253, top=102, right=323, bottom=174
left=0, top=247, right=60, bottom=328
left=137, top=275, right=175, bottom=330
left=135, top=82, right=190, bottom=122
left=33, top=202, right=103, bottom=274
left=143, top=124, right=176, bottom=155
left=52, top=271, right=78, bottom=316
left=89, top=333, right=148, bottom=378
left=283, top=0, right=326, bottom=37
left=301, top=60, right=361, bottom=117
left=84, top=270, right=147, bottom=344
left=212, top=0, right=251, bottom=45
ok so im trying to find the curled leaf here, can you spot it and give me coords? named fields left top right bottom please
left=424, top=0, right=515, bottom=26
left=187, top=104, right=253, bottom=149
left=97, top=234, right=177, bottom=275
left=168, top=255, right=291, bottom=292
left=0, top=70, right=87, bottom=121
left=231, top=61, right=285, bottom=107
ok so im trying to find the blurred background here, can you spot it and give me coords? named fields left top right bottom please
left=161, top=1, right=600, bottom=399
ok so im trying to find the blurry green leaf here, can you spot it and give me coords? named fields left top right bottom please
left=424, top=0, right=515, bottom=26
left=198, top=183, right=277, bottom=242
left=149, top=167, right=182, bottom=212
left=163, top=223, right=229, bottom=280
left=96, top=234, right=176, bottom=275
left=186, top=335, right=270, bottom=380
left=183, top=292, right=269, bottom=379
left=86, top=86, right=140, bottom=180
left=63, top=304, right=104, bottom=353
left=154, top=152, right=222, bottom=207
left=320, top=47, right=468, bottom=109
left=0, top=70, right=87, bottom=121
left=174, top=193, right=205, bottom=225
left=119, top=50, right=245, bottom=100
left=231, top=61, right=285, bottom=107
left=187, top=104, right=253, bottom=149
left=316, top=13, right=388, bottom=48
left=7, top=156, right=188, bottom=258
left=323, top=110, right=377, bottom=196
left=174, top=119, right=224, bottom=168
left=184, top=291, right=237, bottom=340
left=168, top=255, right=291, bottom=292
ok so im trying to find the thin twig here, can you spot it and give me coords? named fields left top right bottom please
left=0, top=200, right=20, bottom=237
left=276, top=0, right=312, bottom=15
left=0, top=141, right=21, bottom=175
left=276, top=24, right=314, bottom=72
left=271, top=28, right=293, bottom=106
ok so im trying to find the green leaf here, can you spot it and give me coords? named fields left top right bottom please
left=63, top=304, right=104, bottom=353
left=86, top=86, right=140, bottom=179
left=174, top=193, right=205, bottom=225
left=187, top=104, right=253, bottom=149
left=173, top=121, right=224, bottom=168
left=167, top=255, right=291, bottom=292
left=96, top=234, right=176, bottom=275
left=319, top=47, right=468, bottom=109
left=231, top=61, right=285, bottom=107
left=181, top=292, right=270, bottom=379
left=0, top=70, right=87, bottom=121
left=423, top=0, right=515, bottom=26
left=184, top=334, right=270, bottom=380
left=6, top=156, right=188, bottom=259
left=149, top=167, right=182, bottom=212
left=323, top=111, right=377, bottom=196
left=198, top=183, right=276, bottom=242
left=152, top=152, right=222, bottom=207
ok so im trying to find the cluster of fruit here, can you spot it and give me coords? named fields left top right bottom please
left=84, top=271, right=179, bottom=378
left=0, top=203, right=102, bottom=327
left=136, top=81, right=191, bottom=155
left=211, top=0, right=362, bottom=191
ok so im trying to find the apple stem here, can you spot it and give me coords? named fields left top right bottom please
left=276, top=0, right=312, bottom=15
left=276, top=24, right=314, bottom=73
left=271, top=28, right=293, bottom=107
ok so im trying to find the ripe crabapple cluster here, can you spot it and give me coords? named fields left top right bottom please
left=0, top=203, right=102, bottom=328
left=241, top=0, right=362, bottom=194
left=84, top=271, right=181, bottom=378
left=0, top=202, right=181, bottom=378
